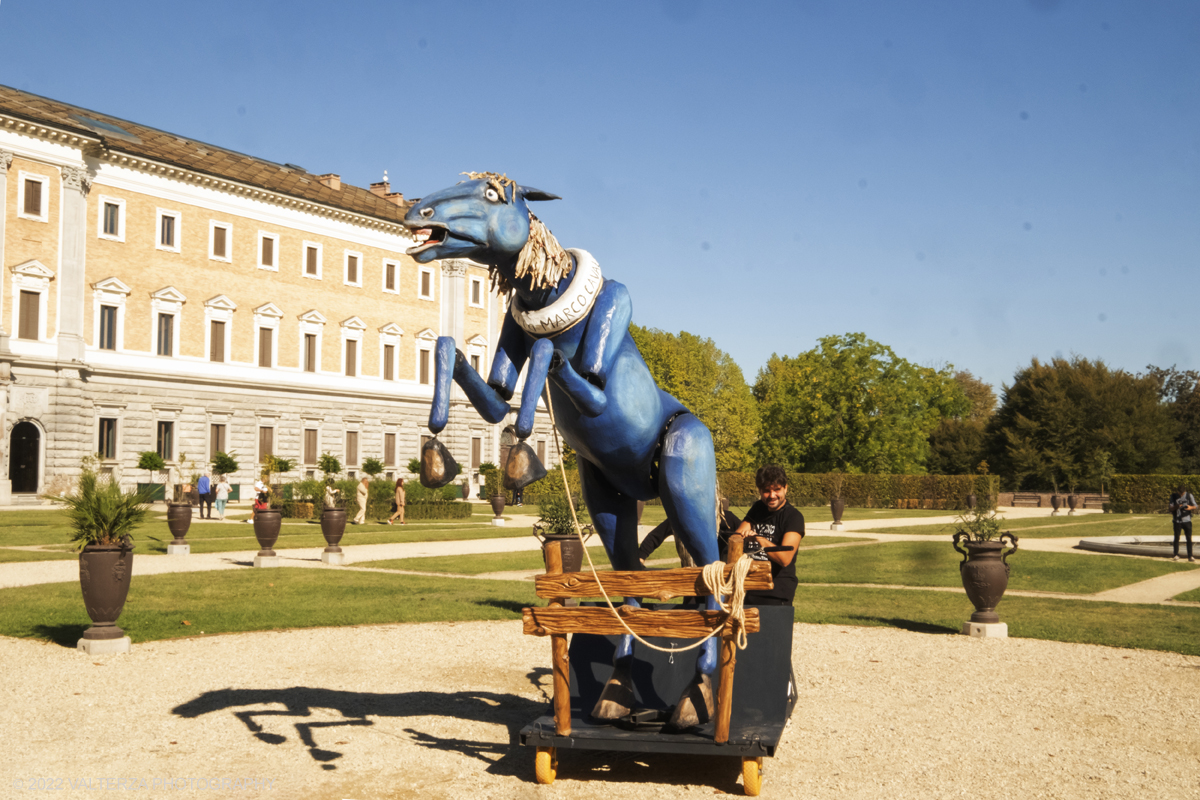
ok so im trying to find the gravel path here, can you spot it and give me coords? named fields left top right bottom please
left=4, top=621, right=1197, bottom=799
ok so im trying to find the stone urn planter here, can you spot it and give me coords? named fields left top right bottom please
left=79, top=541, right=134, bottom=650
left=1067, top=494, right=1079, bottom=515
left=830, top=497, right=845, bottom=530
left=952, top=531, right=1019, bottom=625
left=966, top=492, right=977, bottom=510
left=166, top=502, right=192, bottom=554
left=320, top=508, right=347, bottom=565
left=253, top=510, right=282, bottom=567
left=489, top=493, right=507, bottom=526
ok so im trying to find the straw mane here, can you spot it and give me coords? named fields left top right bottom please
left=462, top=171, right=572, bottom=294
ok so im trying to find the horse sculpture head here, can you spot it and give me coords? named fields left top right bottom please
left=403, top=173, right=566, bottom=295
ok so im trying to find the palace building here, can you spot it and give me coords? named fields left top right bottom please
left=0, top=85, right=550, bottom=503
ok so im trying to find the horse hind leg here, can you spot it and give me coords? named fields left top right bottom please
left=655, top=413, right=721, bottom=731
left=576, top=458, right=641, bottom=721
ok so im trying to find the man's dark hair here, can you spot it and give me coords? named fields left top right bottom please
left=755, top=465, right=788, bottom=490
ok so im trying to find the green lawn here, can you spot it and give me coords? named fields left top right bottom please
left=0, top=568, right=540, bottom=646
left=795, top=541, right=1198, bottom=594
left=1174, top=586, right=1200, bottom=602
left=859, top=514, right=1167, bottom=539
left=792, top=586, right=1200, bottom=656
left=0, top=506, right=528, bottom=561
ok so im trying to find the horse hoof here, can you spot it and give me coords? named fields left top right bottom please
left=503, top=442, right=547, bottom=491
left=420, top=437, right=460, bottom=488
left=665, top=673, right=714, bottom=731
left=590, top=662, right=635, bottom=721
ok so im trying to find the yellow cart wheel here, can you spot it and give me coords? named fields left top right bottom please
left=535, top=746, right=557, bottom=785
left=742, top=756, right=763, bottom=796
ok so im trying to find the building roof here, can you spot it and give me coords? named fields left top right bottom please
left=0, top=84, right=411, bottom=225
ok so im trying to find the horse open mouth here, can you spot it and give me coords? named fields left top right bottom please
left=407, top=224, right=447, bottom=255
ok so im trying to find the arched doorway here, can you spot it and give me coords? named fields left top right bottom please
left=10, top=421, right=41, bottom=494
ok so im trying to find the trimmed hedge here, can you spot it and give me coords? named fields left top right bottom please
left=405, top=501, right=474, bottom=520
left=1108, top=474, right=1200, bottom=514
left=716, top=472, right=998, bottom=510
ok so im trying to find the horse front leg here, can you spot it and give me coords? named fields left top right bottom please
left=577, top=281, right=631, bottom=390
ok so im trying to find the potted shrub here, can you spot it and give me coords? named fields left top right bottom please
left=951, top=504, right=1019, bottom=627
left=483, top=464, right=506, bottom=523
left=317, top=453, right=346, bottom=560
left=136, top=450, right=166, bottom=502
left=52, top=470, right=155, bottom=653
left=532, top=471, right=591, bottom=574
left=252, top=455, right=293, bottom=566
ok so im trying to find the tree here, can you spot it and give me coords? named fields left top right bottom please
left=362, top=457, right=385, bottom=478
left=752, top=333, right=967, bottom=473
left=984, top=357, right=1180, bottom=490
left=212, top=451, right=239, bottom=477
left=630, top=324, right=759, bottom=470
left=926, top=371, right=996, bottom=475
left=1144, top=365, right=1200, bottom=474
left=137, top=451, right=165, bottom=484
left=319, top=453, right=343, bottom=481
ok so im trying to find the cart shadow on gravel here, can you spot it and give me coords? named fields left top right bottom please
left=169, top=668, right=741, bottom=790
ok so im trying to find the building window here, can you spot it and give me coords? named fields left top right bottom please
left=210, top=222, right=232, bottom=261
left=98, top=196, right=125, bottom=241
left=471, top=437, right=482, bottom=469
left=537, top=439, right=546, bottom=464
left=384, top=433, right=396, bottom=467
left=420, top=434, right=431, bottom=457
left=345, top=431, right=358, bottom=466
left=345, top=339, right=357, bottom=377
left=98, top=305, right=118, bottom=351
left=157, top=313, right=174, bottom=356
left=304, top=429, right=318, bottom=465
left=469, top=277, right=484, bottom=308
left=383, top=260, right=398, bottom=293
left=419, top=267, right=434, bottom=300
left=210, top=423, right=226, bottom=458
left=210, top=320, right=226, bottom=362
left=303, top=242, right=321, bottom=278
left=18, top=173, right=48, bottom=221
left=470, top=354, right=481, bottom=374
left=344, top=251, right=361, bottom=287
left=419, top=348, right=431, bottom=385
left=17, top=290, right=39, bottom=340
left=304, top=333, right=317, bottom=372
left=156, top=210, right=181, bottom=252
left=258, top=327, right=273, bottom=368
left=259, top=232, right=278, bottom=270
left=258, top=426, right=274, bottom=460
left=383, top=344, right=395, bottom=380
left=156, top=421, right=174, bottom=461
left=98, top=418, right=118, bottom=460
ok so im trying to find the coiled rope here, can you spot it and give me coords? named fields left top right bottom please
left=543, top=387, right=752, bottom=654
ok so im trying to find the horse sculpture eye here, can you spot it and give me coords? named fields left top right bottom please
left=485, top=188, right=500, bottom=202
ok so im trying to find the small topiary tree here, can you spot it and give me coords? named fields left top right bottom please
left=362, top=457, right=385, bottom=478
left=407, top=457, right=422, bottom=475
left=212, top=451, right=239, bottom=477
left=318, top=452, right=342, bottom=482
left=137, top=451, right=165, bottom=485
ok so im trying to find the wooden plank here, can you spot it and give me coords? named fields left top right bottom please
left=544, top=541, right=571, bottom=737
left=522, top=606, right=760, bottom=638
left=534, top=561, right=774, bottom=600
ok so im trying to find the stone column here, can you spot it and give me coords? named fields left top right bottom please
left=0, top=149, right=13, bottom=353
left=440, top=259, right=467, bottom=343
left=57, top=165, right=91, bottom=362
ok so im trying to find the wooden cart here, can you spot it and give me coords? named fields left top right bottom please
left=520, top=536, right=796, bottom=796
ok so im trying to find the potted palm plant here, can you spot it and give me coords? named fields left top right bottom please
left=951, top=504, right=1019, bottom=635
left=52, top=470, right=155, bottom=654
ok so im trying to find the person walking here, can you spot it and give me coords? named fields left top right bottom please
left=1169, top=484, right=1196, bottom=562
left=246, top=480, right=266, bottom=523
left=386, top=477, right=406, bottom=525
left=196, top=470, right=213, bottom=519
left=214, top=475, right=231, bottom=521
left=352, top=475, right=369, bottom=524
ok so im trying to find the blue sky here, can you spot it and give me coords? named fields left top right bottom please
left=2, top=1, right=1197, bottom=394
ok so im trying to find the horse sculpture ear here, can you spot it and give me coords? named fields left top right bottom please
left=519, top=186, right=561, bottom=202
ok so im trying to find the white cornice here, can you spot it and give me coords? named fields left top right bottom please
left=0, top=113, right=98, bottom=148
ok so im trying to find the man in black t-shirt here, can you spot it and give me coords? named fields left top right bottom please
left=735, top=465, right=804, bottom=605
left=1168, top=484, right=1196, bottom=562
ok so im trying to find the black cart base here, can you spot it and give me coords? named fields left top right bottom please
left=519, top=604, right=796, bottom=794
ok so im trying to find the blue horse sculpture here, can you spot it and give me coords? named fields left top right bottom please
left=403, top=173, right=721, bottom=728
